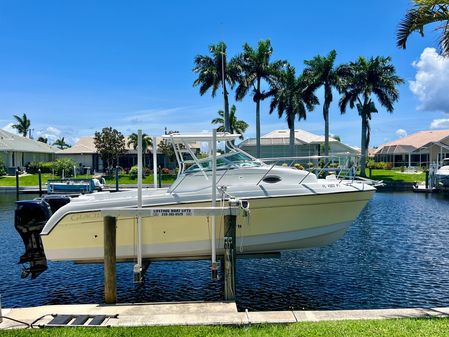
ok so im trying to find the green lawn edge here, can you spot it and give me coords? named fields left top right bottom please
left=0, top=174, right=176, bottom=187
left=0, top=168, right=426, bottom=187
left=1, top=318, right=449, bottom=337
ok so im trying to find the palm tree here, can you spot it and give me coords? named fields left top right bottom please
left=339, top=56, right=404, bottom=177
left=269, top=64, right=318, bottom=156
left=127, top=132, right=153, bottom=166
left=211, top=104, right=249, bottom=141
left=193, top=42, right=238, bottom=132
left=53, top=137, right=71, bottom=150
left=37, top=136, right=48, bottom=144
left=232, top=39, right=283, bottom=158
left=397, top=1, right=449, bottom=56
left=12, top=113, right=31, bottom=137
left=303, top=50, right=343, bottom=160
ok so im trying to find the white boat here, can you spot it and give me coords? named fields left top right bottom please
left=15, top=133, right=375, bottom=278
left=436, top=158, right=449, bottom=187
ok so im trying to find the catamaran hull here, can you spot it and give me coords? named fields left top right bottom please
left=41, top=190, right=374, bottom=263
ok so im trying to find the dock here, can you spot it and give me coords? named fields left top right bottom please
left=2, top=302, right=449, bottom=328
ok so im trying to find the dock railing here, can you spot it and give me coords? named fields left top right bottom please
left=261, top=153, right=359, bottom=182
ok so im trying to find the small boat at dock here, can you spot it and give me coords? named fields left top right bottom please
left=47, top=178, right=97, bottom=194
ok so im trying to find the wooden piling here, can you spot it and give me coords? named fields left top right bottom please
left=104, top=216, right=117, bottom=304
left=38, top=169, right=42, bottom=197
left=15, top=169, right=19, bottom=200
left=115, top=166, right=119, bottom=192
left=158, top=166, right=162, bottom=188
left=223, top=202, right=237, bottom=301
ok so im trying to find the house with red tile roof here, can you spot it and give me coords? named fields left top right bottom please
left=374, top=129, right=449, bottom=167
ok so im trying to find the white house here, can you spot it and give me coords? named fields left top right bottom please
left=239, top=129, right=359, bottom=159
left=0, top=129, right=57, bottom=174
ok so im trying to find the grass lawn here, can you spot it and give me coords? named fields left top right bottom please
left=366, top=169, right=426, bottom=183
left=1, top=318, right=449, bottom=337
left=104, top=174, right=176, bottom=186
left=0, top=169, right=425, bottom=186
left=0, top=173, right=176, bottom=187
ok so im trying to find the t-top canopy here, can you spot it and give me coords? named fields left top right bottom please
left=161, top=133, right=241, bottom=144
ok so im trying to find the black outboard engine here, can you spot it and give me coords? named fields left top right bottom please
left=15, top=195, right=70, bottom=279
left=42, top=194, right=70, bottom=213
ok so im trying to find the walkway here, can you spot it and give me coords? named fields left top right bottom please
left=1, top=302, right=449, bottom=329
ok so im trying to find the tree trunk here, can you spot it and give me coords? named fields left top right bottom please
left=360, top=113, right=368, bottom=178
left=256, top=77, right=261, bottom=158
left=324, top=103, right=329, bottom=163
left=289, top=115, right=295, bottom=157
left=223, top=86, right=230, bottom=133
left=221, top=52, right=230, bottom=134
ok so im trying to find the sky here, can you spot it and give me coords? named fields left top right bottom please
left=0, top=0, right=448, bottom=149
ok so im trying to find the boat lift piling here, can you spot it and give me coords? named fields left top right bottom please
left=103, top=216, right=117, bottom=304
left=211, top=129, right=218, bottom=279
left=134, top=130, right=144, bottom=283
left=15, top=169, right=19, bottom=201
left=153, top=136, right=158, bottom=189
left=38, top=169, right=42, bottom=197
left=101, top=203, right=239, bottom=304
left=224, top=200, right=238, bottom=300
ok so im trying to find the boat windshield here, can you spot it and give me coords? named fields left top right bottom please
left=184, top=152, right=261, bottom=174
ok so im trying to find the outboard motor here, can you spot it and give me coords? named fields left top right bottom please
left=15, top=195, right=71, bottom=279
left=42, top=194, right=70, bottom=213
left=15, top=199, right=52, bottom=279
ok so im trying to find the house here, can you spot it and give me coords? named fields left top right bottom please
left=239, top=129, right=359, bottom=159
left=0, top=129, right=58, bottom=174
left=374, top=129, right=449, bottom=167
left=56, top=136, right=201, bottom=172
left=56, top=136, right=102, bottom=173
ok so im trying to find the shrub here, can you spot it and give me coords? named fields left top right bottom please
left=307, top=162, right=314, bottom=168
left=294, top=163, right=305, bottom=170
left=144, top=167, right=153, bottom=176
left=129, top=166, right=139, bottom=180
left=367, top=160, right=376, bottom=169
left=129, top=166, right=148, bottom=179
left=161, top=167, right=171, bottom=174
left=52, top=158, right=77, bottom=176
left=0, top=158, right=6, bottom=176
left=27, top=161, right=55, bottom=174
left=385, top=162, right=393, bottom=170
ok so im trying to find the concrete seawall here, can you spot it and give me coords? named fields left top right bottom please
left=1, top=302, right=449, bottom=328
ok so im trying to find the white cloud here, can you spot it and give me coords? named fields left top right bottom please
left=410, top=48, right=449, bottom=113
left=46, top=126, right=61, bottom=136
left=430, top=118, right=449, bottom=129
left=2, top=123, right=18, bottom=134
left=395, top=128, right=407, bottom=138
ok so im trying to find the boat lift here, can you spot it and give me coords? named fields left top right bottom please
left=99, top=129, right=242, bottom=303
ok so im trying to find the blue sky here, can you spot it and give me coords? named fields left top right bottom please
left=0, top=0, right=448, bottom=148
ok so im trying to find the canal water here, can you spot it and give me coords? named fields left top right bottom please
left=1, top=191, right=449, bottom=311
